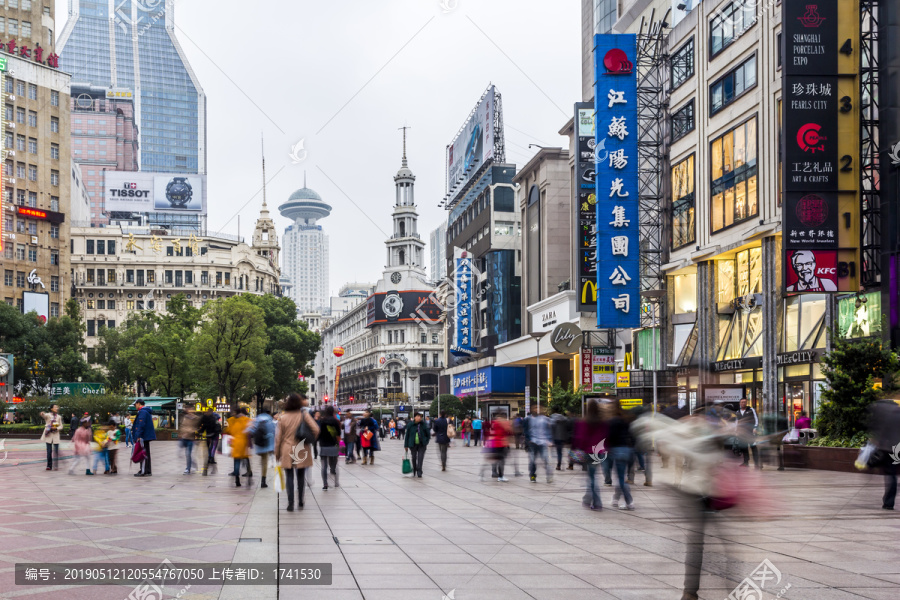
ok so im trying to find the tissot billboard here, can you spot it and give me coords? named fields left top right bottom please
left=104, top=172, right=207, bottom=214
left=446, top=86, right=496, bottom=195
left=594, top=34, right=640, bottom=328
left=365, top=291, right=441, bottom=327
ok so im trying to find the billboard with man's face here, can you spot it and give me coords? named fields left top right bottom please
left=446, top=86, right=496, bottom=195
left=785, top=250, right=837, bottom=292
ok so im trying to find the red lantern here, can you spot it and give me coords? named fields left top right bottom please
left=333, top=347, right=345, bottom=357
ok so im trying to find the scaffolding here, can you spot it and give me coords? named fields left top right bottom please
left=860, top=0, right=880, bottom=288
left=635, top=15, right=668, bottom=328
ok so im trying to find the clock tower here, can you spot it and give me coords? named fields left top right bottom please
left=381, top=127, right=427, bottom=292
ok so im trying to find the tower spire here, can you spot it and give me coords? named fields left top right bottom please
left=304, top=170, right=307, bottom=188
left=399, top=125, right=410, bottom=168
left=261, top=134, right=267, bottom=210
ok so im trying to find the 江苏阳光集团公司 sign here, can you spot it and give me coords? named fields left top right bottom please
left=594, top=34, right=640, bottom=328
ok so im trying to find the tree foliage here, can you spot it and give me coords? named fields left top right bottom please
left=192, top=295, right=269, bottom=404
left=816, top=337, right=899, bottom=439
left=429, top=394, right=475, bottom=420
left=542, top=378, right=583, bottom=416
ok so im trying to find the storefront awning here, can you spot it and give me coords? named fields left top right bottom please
left=130, top=399, right=177, bottom=411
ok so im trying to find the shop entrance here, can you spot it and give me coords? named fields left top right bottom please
left=784, top=381, right=810, bottom=426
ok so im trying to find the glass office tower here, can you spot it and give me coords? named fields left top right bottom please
left=58, top=0, right=206, bottom=174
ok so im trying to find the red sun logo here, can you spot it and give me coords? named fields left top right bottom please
left=603, top=49, right=633, bottom=75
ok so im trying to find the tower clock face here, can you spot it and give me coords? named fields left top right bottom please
left=391, top=272, right=402, bottom=284
left=0, top=357, right=10, bottom=377
left=383, top=292, right=404, bottom=320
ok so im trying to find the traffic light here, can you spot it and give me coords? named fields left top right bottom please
left=349, top=395, right=355, bottom=403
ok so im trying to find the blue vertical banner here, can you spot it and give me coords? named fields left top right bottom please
left=594, top=34, right=640, bottom=328
left=452, top=249, right=476, bottom=356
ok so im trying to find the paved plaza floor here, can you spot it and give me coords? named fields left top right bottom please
left=0, top=436, right=899, bottom=600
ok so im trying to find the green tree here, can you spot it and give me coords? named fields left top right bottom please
left=542, top=378, right=583, bottom=415
left=817, top=337, right=899, bottom=439
left=98, top=312, right=155, bottom=395
left=139, top=295, right=198, bottom=398
left=243, top=295, right=320, bottom=408
left=192, top=296, right=268, bottom=405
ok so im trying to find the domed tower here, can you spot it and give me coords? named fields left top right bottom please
left=382, top=127, right=426, bottom=291
left=279, top=174, right=332, bottom=313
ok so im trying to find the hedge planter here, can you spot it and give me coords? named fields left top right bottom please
left=783, top=445, right=872, bottom=473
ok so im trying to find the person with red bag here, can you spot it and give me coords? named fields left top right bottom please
left=132, top=400, right=156, bottom=477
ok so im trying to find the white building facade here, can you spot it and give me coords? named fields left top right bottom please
left=279, top=181, right=330, bottom=314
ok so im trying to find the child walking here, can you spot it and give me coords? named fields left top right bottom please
left=69, top=420, right=94, bottom=475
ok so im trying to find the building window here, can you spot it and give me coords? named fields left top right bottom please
left=50, top=91, right=59, bottom=107
left=108, top=300, right=115, bottom=310
left=3, top=270, right=11, bottom=286
left=50, top=303, right=58, bottom=318
left=108, top=270, right=116, bottom=283
left=16, top=107, right=24, bottom=124
left=50, top=170, right=59, bottom=186
left=711, top=117, right=758, bottom=232
left=27, top=138, right=37, bottom=154
left=15, top=81, right=24, bottom=96
left=28, top=221, right=36, bottom=235
left=87, top=320, right=95, bottom=337
left=97, top=240, right=106, bottom=255
left=50, top=196, right=59, bottom=211
left=50, top=143, right=59, bottom=159
left=4, top=132, right=11, bottom=149
left=421, top=353, right=428, bottom=367
left=27, top=84, right=37, bottom=100
left=97, top=300, right=105, bottom=310
left=710, top=55, right=757, bottom=114
left=388, top=331, right=393, bottom=344
left=16, top=135, right=25, bottom=151
left=16, top=244, right=25, bottom=260
left=165, top=270, right=173, bottom=284
left=127, top=269, right=134, bottom=284
left=28, top=191, right=36, bottom=207
left=126, top=300, right=135, bottom=310
left=137, top=300, right=145, bottom=310
left=185, top=271, right=193, bottom=284
left=28, top=164, right=37, bottom=181
left=7, top=19, right=16, bottom=37
left=201, top=271, right=209, bottom=285
left=3, top=245, right=11, bottom=259
left=16, top=271, right=25, bottom=288
left=147, top=271, right=155, bottom=283
left=216, top=272, right=222, bottom=285
left=86, top=239, right=94, bottom=254
left=107, top=240, right=116, bottom=254
left=50, top=276, right=58, bottom=292
left=50, top=117, right=59, bottom=133
left=86, top=269, right=95, bottom=283
left=671, top=100, right=695, bottom=142
left=420, top=333, right=427, bottom=344
left=28, top=111, right=36, bottom=127
left=50, top=225, right=58, bottom=239
left=50, top=251, right=58, bottom=265
left=671, top=38, right=694, bottom=90
left=710, top=0, right=757, bottom=57
left=224, top=273, right=231, bottom=286
left=21, top=21, right=31, bottom=39
left=27, top=247, right=36, bottom=262
left=594, top=0, right=617, bottom=34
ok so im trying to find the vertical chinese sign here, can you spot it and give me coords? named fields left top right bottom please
left=0, top=61, right=5, bottom=257
left=333, top=366, right=341, bottom=404
left=575, top=102, right=597, bottom=311
left=594, top=34, right=639, bottom=328
left=592, top=348, right=615, bottom=392
left=782, top=0, right=859, bottom=292
left=452, top=248, right=476, bottom=355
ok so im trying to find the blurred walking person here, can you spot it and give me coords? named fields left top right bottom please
left=250, top=409, right=275, bottom=488
left=105, top=420, right=121, bottom=474
left=404, top=412, right=431, bottom=478
left=227, top=408, right=252, bottom=486
left=275, top=393, right=319, bottom=510
left=343, top=415, right=357, bottom=464
left=389, top=418, right=397, bottom=439
left=551, top=410, right=572, bottom=471
left=460, top=416, right=471, bottom=446
left=573, top=399, right=605, bottom=510
left=734, top=398, right=761, bottom=469
left=360, top=410, right=380, bottom=465
left=608, top=404, right=635, bottom=509
left=198, top=410, right=220, bottom=475
left=68, top=412, right=78, bottom=440
left=132, top=400, right=156, bottom=477
left=433, top=411, right=451, bottom=471
left=179, top=406, right=201, bottom=475
left=40, top=404, right=63, bottom=470
left=869, top=398, right=900, bottom=509
left=69, top=419, right=94, bottom=475
left=472, top=416, right=483, bottom=446
left=318, top=405, right=341, bottom=490
left=311, top=410, right=321, bottom=459
left=489, top=413, right=512, bottom=481
left=524, top=406, right=553, bottom=483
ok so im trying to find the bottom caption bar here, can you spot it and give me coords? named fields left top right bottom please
left=15, top=563, right=332, bottom=586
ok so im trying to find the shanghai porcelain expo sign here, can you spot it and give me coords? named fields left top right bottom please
left=594, top=34, right=640, bottom=328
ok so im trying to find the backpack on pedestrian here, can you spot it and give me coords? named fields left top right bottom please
left=253, top=419, right=271, bottom=448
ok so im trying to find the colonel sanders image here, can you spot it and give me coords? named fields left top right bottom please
left=787, top=250, right=837, bottom=292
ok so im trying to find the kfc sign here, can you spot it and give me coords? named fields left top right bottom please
left=785, top=250, right=837, bottom=292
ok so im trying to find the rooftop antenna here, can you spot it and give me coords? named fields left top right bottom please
left=261, top=133, right=267, bottom=210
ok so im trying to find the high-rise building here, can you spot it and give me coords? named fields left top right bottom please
left=429, top=221, right=447, bottom=282
left=58, top=0, right=206, bottom=174
left=279, top=177, right=330, bottom=314
left=69, top=84, right=139, bottom=227
left=0, top=45, right=72, bottom=320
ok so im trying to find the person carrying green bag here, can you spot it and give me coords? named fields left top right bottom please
left=403, top=413, right=430, bottom=478
left=402, top=451, right=413, bottom=475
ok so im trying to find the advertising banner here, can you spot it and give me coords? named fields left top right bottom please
left=592, top=348, right=615, bottom=392
left=575, top=102, right=598, bottom=312
left=452, top=249, right=477, bottom=355
left=23, top=291, right=49, bottom=323
left=104, top=172, right=207, bottom=214
left=451, top=369, right=491, bottom=397
left=50, top=382, right=108, bottom=397
left=783, top=76, right=839, bottom=192
left=364, top=291, right=441, bottom=326
left=594, top=34, right=640, bottom=328
left=785, top=250, right=838, bottom=292
left=784, top=2, right=838, bottom=76
left=334, top=366, right=341, bottom=402
left=783, top=192, right=838, bottom=248
left=447, top=86, right=495, bottom=195
left=837, top=291, right=881, bottom=338
left=581, top=350, right=593, bottom=388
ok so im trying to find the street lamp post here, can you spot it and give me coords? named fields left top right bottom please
left=529, top=331, right=547, bottom=413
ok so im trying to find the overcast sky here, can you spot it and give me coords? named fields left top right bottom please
left=57, top=0, right=581, bottom=295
